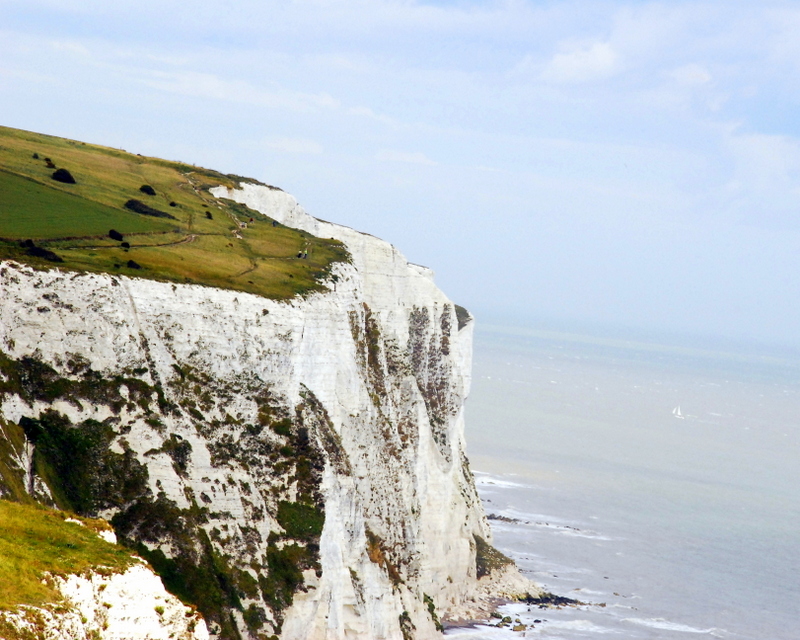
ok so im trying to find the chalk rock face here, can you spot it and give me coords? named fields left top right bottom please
left=0, top=563, right=208, bottom=640
left=0, top=183, right=535, bottom=639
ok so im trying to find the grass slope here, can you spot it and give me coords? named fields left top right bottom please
left=0, top=125, right=349, bottom=299
left=0, top=499, right=135, bottom=610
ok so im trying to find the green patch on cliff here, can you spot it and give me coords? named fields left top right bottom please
left=19, top=411, right=149, bottom=516
left=0, top=351, right=158, bottom=414
left=276, top=501, right=324, bottom=540
left=0, top=499, right=135, bottom=610
left=0, top=124, right=349, bottom=300
left=474, top=534, right=513, bottom=579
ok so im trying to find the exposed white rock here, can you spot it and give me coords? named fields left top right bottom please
left=0, top=564, right=208, bottom=640
left=0, top=182, right=538, bottom=639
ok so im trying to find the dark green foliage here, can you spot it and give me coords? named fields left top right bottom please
left=121, top=241, right=130, bottom=249
left=139, top=184, right=156, bottom=196
left=18, top=410, right=149, bottom=516
left=130, top=537, right=242, bottom=639
left=147, top=433, right=192, bottom=476
left=259, top=542, right=315, bottom=623
left=399, top=611, right=415, bottom=640
left=205, top=211, right=213, bottom=219
left=276, top=501, right=324, bottom=540
left=454, top=304, right=471, bottom=330
left=0, top=352, right=156, bottom=411
left=0, top=420, right=37, bottom=502
left=127, top=259, right=142, bottom=269
left=21, top=241, right=63, bottom=262
left=243, top=604, right=267, bottom=632
left=423, top=593, right=443, bottom=632
left=474, top=534, right=513, bottom=579
left=109, top=229, right=124, bottom=241
left=51, top=168, right=75, bottom=184
left=124, top=199, right=176, bottom=220
left=270, top=419, right=291, bottom=437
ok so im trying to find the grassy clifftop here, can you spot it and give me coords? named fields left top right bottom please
left=0, top=500, right=135, bottom=611
left=0, top=126, right=349, bottom=299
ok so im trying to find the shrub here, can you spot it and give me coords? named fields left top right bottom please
left=32, top=152, right=39, bottom=159
left=19, top=239, right=63, bottom=262
left=139, top=184, right=156, bottom=196
left=169, top=201, right=178, bottom=207
left=205, top=211, right=213, bottom=220
left=51, top=168, right=76, bottom=184
left=276, top=501, right=324, bottom=540
left=27, top=246, right=64, bottom=262
left=127, top=260, right=142, bottom=269
left=124, top=199, right=176, bottom=220
left=109, top=229, right=124, bottom=241
left=121, top=242, right=130, bottom=249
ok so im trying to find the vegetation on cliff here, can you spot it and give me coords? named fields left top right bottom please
left=0, top=125, right=349, bottom=300
left=0, top=350, right=331, bottom=638
left=0, top=500, right=134, bottom=611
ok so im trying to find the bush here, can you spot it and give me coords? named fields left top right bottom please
left=127, top=259, right=142, bottom=269
left=51, top=168, right=76, bottom=184
left=19, top=239, right=63, bottom=262
left=276, top=501, right=324, bottom=540
left=32, top=152, right=39, bottom=159
left=169, top=201, right=178, bottom=207
left=124, top=199, right=176, bottom=220
left=205, top=211, right=213, bottom=219
left=121, top=242, right=130, bottom=249
left=109, top=229, right=124, bottom=241
left=139, top=184, right=156, bottom=196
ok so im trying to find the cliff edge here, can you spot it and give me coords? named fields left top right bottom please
left=0, top=137, right=538, bottom=639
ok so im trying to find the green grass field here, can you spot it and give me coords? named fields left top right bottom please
left=0, top=126, right=349, bottom=299
left=0, top=169, right=172, bottom=238
left=0, top=499, right=135, bottom=610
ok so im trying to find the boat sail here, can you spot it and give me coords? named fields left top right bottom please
left=672, top=406, right=685, bottom=419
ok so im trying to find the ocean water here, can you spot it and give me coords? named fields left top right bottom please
left=449, top=323, right=800, bottom=639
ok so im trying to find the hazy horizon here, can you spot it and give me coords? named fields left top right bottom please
left=3, top=0, right=799, bottom=345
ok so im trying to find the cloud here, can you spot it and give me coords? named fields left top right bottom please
left=50, top=40, right=90, bottom=56
left=375, top=149, right=436, bottom=165
left=541, top=41, right=618, bottom=83
left=265, top=137, right=323, bottom=155
left=138, top=70, right=340, bottom=112
left=348, top=105, right=398, bottom=126
left=669, top=63, right=712, bottom=86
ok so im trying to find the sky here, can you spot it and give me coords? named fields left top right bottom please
left=2, top=0, right=800, bottom=347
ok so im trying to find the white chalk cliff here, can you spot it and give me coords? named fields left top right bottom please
left=0, top=182, right=535, bottom=639
left=1, top=561, right=209, bottom=640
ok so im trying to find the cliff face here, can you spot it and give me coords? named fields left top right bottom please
left=0, top=184, right=533, bottom=639
left=1, top=563, right=210, bottom=640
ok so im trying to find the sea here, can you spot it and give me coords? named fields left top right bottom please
left=446, top=322, right=800, bottom=639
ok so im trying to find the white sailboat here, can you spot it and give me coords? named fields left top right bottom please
left=672, top=405, right=685, bottom=419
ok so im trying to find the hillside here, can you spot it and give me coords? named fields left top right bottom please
left=0, top=126, right=348, bottom=300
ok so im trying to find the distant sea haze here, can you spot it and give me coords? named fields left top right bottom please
left=450, top=323, right=800, bottom=639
